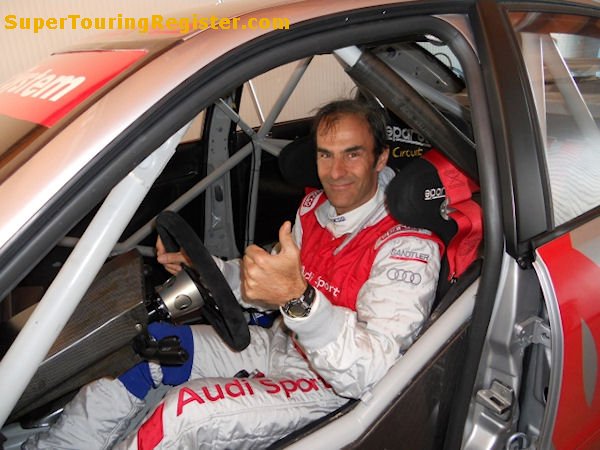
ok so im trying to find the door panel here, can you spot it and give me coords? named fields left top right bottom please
left=535, top=216, right=600, bottom=450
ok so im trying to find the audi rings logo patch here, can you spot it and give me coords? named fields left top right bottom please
left=386, top=268, right=422, bottom=285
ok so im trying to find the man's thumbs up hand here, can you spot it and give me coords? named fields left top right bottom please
left=277, top=221, right=300, bottom=258
left=242, top=221, right=307, bottom=306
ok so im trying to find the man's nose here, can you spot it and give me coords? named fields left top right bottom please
left=329, top=156, right=347, bottom=179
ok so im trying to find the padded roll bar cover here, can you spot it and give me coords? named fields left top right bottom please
left=347, top=51, right=479, bottom=181
left=278, top=135, right=321, bottom=189
left=385, top=158, right=457, bottom=245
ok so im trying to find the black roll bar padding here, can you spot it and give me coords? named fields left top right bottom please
left=345, top=50, right=479, bottom=182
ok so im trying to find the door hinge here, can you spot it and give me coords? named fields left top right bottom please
left=515, top=316, right=551, bottom=349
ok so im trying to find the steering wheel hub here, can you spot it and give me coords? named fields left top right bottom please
left=156, top=267, right=206, bottom=319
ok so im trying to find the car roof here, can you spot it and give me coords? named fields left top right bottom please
left=0, top=0, right=421, bottom=251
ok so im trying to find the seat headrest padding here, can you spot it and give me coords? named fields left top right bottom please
left=278, top=136, right=321, bottom=189
left=385, top=158, right=457, bottom=245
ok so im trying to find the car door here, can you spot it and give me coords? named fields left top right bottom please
left=511, top=7, right=600, bottom=450
left=454, top=3, right=600, bottom=450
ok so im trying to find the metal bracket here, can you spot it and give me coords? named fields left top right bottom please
left=134, top=333, right=189, bottom=366
left=476, top=379, right=514, bottom=420
left=515, top=316, right=551, bottom=349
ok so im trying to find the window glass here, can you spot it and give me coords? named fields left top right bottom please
left=510, top=12, right=600, bottom=225
left=419, top=38, right=464, bottom=79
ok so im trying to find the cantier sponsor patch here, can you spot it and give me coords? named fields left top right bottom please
left=389, top=246, right=431, bottom=263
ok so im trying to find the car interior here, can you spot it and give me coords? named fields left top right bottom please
left=0, top=25, right=486, bottom=448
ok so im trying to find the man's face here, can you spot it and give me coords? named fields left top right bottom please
left=316, top=113, right=388, bottom=215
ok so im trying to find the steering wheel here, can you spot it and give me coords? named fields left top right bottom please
left=155, top=211, right=250, bottom=351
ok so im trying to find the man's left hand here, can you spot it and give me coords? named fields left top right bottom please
left=242, top=221, right=307, bottom=306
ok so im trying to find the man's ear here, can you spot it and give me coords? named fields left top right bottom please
left=375, top=146, right=389, bottom=171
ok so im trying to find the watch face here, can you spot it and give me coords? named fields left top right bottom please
left=284, top=286, right=314, bottom=318
left=288, top=302, right=308, bottom=318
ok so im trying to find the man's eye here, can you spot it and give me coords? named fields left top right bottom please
left=347, top=151, right=360, bottom=159
left=317, top=152, right=330, bottom=159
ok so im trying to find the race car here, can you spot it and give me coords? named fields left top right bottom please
left=0, top=0, right=599, bottom=448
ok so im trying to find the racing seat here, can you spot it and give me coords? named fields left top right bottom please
left=277, top=127, right=482, bottom=303
left=385, top=148, right=482, bottom=301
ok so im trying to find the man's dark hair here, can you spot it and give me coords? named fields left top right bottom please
left=312, top=99, right=388, bottom=159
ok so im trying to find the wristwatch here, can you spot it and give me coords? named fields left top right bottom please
left=282, top=284, right=316, bottom=318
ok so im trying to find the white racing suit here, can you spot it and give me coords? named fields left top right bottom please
left=25, top=168, right=442, bottom=449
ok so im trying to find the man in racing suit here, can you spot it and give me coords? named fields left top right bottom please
left=25, top=99, right=442, bottom=449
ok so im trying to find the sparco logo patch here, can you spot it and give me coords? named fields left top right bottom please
left=300, top=190, right=322, bottom=215
left=386, top=268, right=422, bottom=285
left=424, top=187, right=445, bottom=201
left=386, top=125, right=431, bottom=147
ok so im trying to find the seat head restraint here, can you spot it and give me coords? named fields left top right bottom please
left=386, top=149, right=482, bottom=280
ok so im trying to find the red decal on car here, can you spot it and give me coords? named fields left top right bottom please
left=0, top=50, right=146, bottom=127
left=538, top=232, right=600, bottom=450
